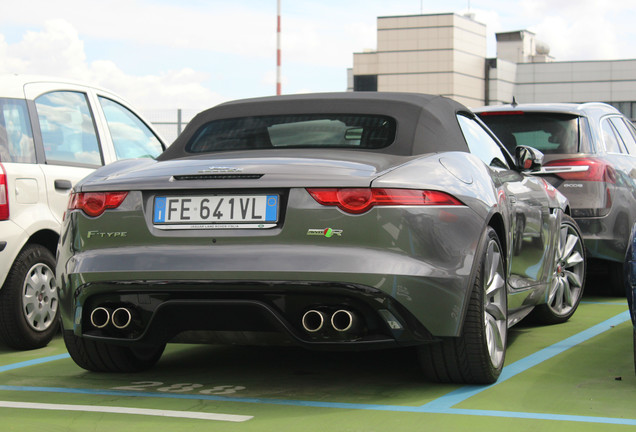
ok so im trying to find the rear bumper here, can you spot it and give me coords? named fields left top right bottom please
left=60, top=280, right=438, bottom=350
left=575, top=216, right=629, bottom=262
left=57, top=238, right=482, bottom=345
left=57, top=193, right=486, bottom=347
left=0, top=220, right=28, bottom=288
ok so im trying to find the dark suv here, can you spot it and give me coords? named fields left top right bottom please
left=476, top=102, right=636, bottom=293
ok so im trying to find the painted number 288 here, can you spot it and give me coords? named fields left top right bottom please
left=112, top=381, right=246, bottom=395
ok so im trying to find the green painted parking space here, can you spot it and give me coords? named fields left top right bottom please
left=0, top=296, right=633, bottom=431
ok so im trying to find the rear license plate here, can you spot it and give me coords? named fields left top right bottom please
left=153, top=195, right=279, bottom=229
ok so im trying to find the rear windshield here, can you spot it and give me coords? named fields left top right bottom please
left=479, top=112, right=592, bottom=155
left=186, top=114, right=396, bottom=153
left=0, top=98, right=35, bottom=163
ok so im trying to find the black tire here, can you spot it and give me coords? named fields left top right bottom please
left=633, top=328, right=636, bottom=376
left=63, top=330, right=165, bottom=372
left=418, top=227, right=507, bottom=384
left=530, top=214, right=586, bottom=324
left=0, top=244, right=59, bottom=350
left=608, top=261, right=628, bottom=297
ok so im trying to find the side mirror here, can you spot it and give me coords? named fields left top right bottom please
left=515, top=145, right=544, bottom=172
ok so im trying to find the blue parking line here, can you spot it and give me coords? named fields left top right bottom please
left=581, top=300, right=628, bottom=305
left=0, top=311, right=632, bottom=426
left=421, top=311, right=631, bottom=411
left=430, top=408, right=636, bottom=426
left=1, top=382, right=635, bottom=426
left=0, top=354, right=70, bottom=373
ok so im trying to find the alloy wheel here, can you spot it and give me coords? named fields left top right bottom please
left=548, top=220, right=585, bottom=317
left=483, top=237, right=507, bottom=369
left=22, top=263, right=58, bottom=332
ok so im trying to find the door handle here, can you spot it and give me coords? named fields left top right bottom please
left=54, top=179, right=73, bottom=191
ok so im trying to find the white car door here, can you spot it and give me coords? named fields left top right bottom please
left=24, top=85, right=104, bottom=223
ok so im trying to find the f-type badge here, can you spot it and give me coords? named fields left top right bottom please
left=307, top=228, right=343, bottom=238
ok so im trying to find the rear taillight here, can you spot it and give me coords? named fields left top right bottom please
left=0, top=163, right=8, bottom=220
left=544, top=158, right=616, bottom=183
left=306, top=188, right=463, bottom=214
left=67, top=192, right=128, bottom=217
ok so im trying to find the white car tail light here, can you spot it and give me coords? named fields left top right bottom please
left=0, top=163, right=9, bottom=220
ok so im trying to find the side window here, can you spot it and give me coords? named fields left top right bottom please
left=0, top=98, right=35, bottom=163
left=98, top=97, right=163, bottom=159
left=625, top=120, right=636, bottom=151
left=35, top=91, right=102, bottom=166
left=457, top=114, right=509, bottom=169
left=601, top=118, right=625, bottom=154
left=609, top=117, right=636, bottom=155
left=578, top=117, right=595, bottom=153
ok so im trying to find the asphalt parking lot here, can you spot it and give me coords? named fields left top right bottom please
left=0, top=290, right=633, bottom=432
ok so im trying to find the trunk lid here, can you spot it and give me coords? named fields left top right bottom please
left=77, top=150, right=419, bottom=192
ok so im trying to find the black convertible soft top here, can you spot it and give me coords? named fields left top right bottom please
left=158, top=92, right=472, bottom=160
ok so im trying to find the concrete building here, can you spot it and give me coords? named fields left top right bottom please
left=350, top=13, right=636, bottom=120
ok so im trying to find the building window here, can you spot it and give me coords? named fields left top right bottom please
left=608, top=101, right=636, bottom=121
left=353, top=75, right=378, bottom=92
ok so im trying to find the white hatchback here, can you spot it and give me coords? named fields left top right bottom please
left=0, top=74, right=165, bottom=349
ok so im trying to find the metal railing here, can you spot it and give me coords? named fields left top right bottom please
left=143, top=108, right=201, bottom=144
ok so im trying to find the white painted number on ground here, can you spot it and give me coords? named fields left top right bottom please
left=112, top=381, right=246, bottom=395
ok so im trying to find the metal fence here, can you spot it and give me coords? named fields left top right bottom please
left=142, top=108, right=201, bottom=144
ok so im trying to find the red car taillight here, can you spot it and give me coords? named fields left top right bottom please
left=544, top=158, right=616, bottom=183
left=306, top=188, right=463, bottom=214
left=0, top=163, right=8, bottom=220
left=67, top=192, right=128, bottom=217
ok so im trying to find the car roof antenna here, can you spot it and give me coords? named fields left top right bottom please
left=511, top=96, right=518, bottom=107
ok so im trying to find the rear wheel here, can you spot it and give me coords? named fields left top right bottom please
left=419, top=227, right=507, bottom=384
left=0, top=244, right=59, bottom=350
left=530, top=214, right=585, bottom=324
left=63, top=330, right=165, bottom=372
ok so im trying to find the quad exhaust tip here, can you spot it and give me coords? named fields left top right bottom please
left=301, top=308, right=358, bottom=334
left=89, top=306, right=133, bottom=330
left=111, top=307, right=132, bottom=329
left=331, top=309, right=355, bottom=332
left=301, top=310, right=326, bottom=333
left=90, top=307, right=110, bottom=329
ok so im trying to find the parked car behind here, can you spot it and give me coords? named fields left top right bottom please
left=625, top=223, right=636, bottom=374
left=57, top=92, right=586, bottom=384
left=476, top=103, right=636, bottom=294
left=0, top=74, right=165, bottom=350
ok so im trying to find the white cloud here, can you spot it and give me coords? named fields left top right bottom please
left=1, top=0, right=277, bottom=59
left=2, top=0, right=636, bottom=109
left=2, top=20, right=87, bottom=77
left=518, top=0, right=633, bottom=60
left=0, top=19, right=225, bottom=111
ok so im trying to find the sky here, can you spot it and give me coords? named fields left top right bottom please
left=1, top=0, right=636, bottom=116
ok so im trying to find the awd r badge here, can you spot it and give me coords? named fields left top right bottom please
left=307, top=228, right=343, bottom=238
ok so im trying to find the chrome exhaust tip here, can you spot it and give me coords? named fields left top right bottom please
left=90, top=307, right=110, bottom=329
left=331, top=309, right=356, bottom=332
left=111, top=307, right=132, bottom=329
left=301, top=310, right=326, bottom=333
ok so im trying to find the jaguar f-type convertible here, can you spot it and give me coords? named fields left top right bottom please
left=57, top=92, right=586, bottom=384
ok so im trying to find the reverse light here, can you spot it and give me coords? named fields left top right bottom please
left=0, top=163, right=8, bottom=220
left=68, top=192, right=128, bottom=217
left=544, top=158, right=616, bottom=183
left=306, top=188, right=463, bottom=214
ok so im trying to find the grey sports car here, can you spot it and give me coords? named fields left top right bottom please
left=56, top=93, right=586, bottom=384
